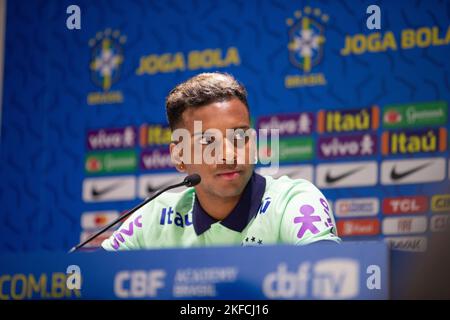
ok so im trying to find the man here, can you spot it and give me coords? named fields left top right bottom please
left=102, top=72, right=340, bottom=251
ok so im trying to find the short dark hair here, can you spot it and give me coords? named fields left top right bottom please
left=165, top=72, right=249, bottom=130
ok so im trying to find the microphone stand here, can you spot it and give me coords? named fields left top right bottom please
left=68, top=180, right=190, bottom=254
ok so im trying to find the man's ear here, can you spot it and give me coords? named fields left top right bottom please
left=170, top=142, right=185, bottom=172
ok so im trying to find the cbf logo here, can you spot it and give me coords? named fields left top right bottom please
left=87, top=29, right=126, bottom=105
left=285, top=7, right=329, bottom=89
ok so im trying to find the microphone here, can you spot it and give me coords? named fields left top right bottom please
left=68, top=174, right=201, bottom=253
left=184, top=173, right=201, bottom=187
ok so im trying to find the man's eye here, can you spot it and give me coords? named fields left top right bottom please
left=199, top=136, right=215, bottom=145
left=234, top=131, right=246, bottom=140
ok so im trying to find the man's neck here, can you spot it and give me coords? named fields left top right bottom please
left=195, top=191, right=242, bottom=221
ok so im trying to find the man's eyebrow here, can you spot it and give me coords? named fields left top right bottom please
left=232, top=125, right=251, bottom=130
left=191, top=126, right=251, bottom=136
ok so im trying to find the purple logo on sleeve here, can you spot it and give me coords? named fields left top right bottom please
left=320, top=198, right=334, bottom=228
left=294, top=205, right=321, bottom=239
left=110, top=215, right=142, bottom=250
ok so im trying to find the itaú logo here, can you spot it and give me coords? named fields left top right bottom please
left=262, top=259, right=359, bottom=299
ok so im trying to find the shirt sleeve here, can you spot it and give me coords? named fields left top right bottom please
left=101, top=210, right=145, bottom=251
left=278, top=180, right=341, bottom=245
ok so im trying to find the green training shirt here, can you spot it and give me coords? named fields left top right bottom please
left=101, top=173, right=341, bottom=251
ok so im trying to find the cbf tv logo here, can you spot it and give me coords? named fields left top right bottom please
left=87, top=29, right=127, bottom=105
left=285, top=7, right=329, bottom=89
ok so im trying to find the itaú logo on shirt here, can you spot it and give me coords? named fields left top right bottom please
left=262, top=259, right=359, bottom=299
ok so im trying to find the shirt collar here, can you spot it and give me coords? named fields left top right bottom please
left=192, top=172, right=266, bottom=236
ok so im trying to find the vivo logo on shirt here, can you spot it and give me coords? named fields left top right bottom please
left=160, top=207, right=193, bottom=228
left=110, top=215, right=143, bottom=250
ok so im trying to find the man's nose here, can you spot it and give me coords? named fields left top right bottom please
left=222, top=137, right=236, bottom=164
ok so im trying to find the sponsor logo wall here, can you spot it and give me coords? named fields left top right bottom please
left=1, top=0, right=449, bottom=252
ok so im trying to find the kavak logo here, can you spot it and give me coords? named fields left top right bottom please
left=138, top=173, right=186, bottom=199
left=83, top=176, right=136, bottom=202
left=316, top=161, right=377, bottom=188
left=256, top=165, right=314, bottom=182
left=285, top=7, right=329, bottom=88
left=385, top=236, right=427, bottom=252
left=87, top=29, right=126, bottom=105
left=381, top=157, right=445, bottom=185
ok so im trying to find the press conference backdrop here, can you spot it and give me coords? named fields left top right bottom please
left=0, top=0, right=449, bottom=253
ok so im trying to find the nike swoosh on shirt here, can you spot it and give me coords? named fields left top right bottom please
left=325, top=167, right=364, bottom=184
left=390, top=163, right=431, bottom=181
left=91, top=183, right=122, bottom=198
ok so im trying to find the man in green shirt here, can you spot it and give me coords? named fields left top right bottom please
left=102, top=72, right=340, bottom=250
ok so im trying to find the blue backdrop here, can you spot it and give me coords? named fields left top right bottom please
left=0, top=0, right=449, bottom=252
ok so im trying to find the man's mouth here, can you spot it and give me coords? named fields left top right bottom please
left=216, top=170, right=242, bottom=181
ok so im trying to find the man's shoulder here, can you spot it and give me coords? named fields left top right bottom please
left=147, top=187, right=196, bottom=217
left=263, top=174, right=318, bottom=194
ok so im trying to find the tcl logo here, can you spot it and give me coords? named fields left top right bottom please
left=382, top=196, right=428, bottom=215
left=337, top=219, right=380, bottom=236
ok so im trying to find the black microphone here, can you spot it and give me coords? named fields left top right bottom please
left=68, top=174, right=201, bottom=253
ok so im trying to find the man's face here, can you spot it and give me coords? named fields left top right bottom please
left=171, top=98, right=254, bottom=199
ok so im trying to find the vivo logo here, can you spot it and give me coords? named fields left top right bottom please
left=262, top=259, right=359, bottom=299
left=110, top=215, right=143, bottom=250
left=257, top=113, right=314, bottom=136
left=87, top=126, right=136, bottom=150
left=140, top=148, right=174, bottom=170
left=318, top=133, right=377, bottom=159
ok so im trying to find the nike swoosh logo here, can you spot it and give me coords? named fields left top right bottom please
left=325, top=167, right=364, bottom=184
left=91, top=183, right=122, bottom=198
left=390, top=163, right=431, bottom=181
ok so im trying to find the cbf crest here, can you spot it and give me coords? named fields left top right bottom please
left=87, top=29, right=126, bottom=105
left=285, top=7, right=329, bottom=89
